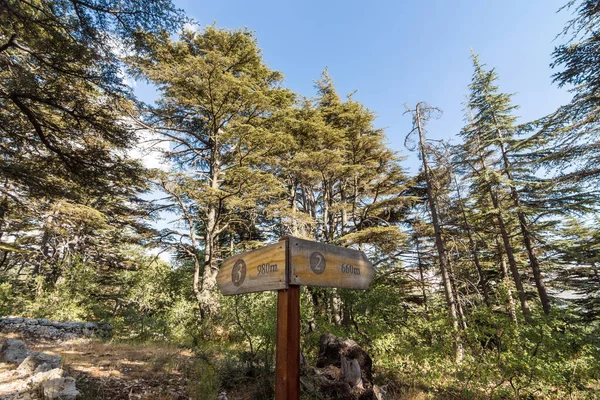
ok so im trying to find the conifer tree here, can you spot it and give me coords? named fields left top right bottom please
left=268, top=70, right=411, bottom=327
left=0, top=0, right=183, bottom=200
left=545, top=0, right=600, bottom=183
left=0, top=0, right=182, bottom=305
left=405, top=102, right=464, bottom=362
left=129, top=26, right=293, bottom=318
left=272, top=70, right=410, bottom=256
left=461, top=54, right=558, bottom=317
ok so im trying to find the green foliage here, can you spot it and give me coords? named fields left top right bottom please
left=129, top=24, right=295, bottom=317
left=545, top=0, right=600, bottom=184
left=2, top=2, right=600, bottom=399
left=0, top=282, right=15, bottom=316
left=164, top=296, right=202, bottom=345
left=20, top=259, right=105, bottom=321
left=0, top=0, right=182, bottom=198
left=184, top=356, right=221, bottom=400
left=221, top=292, right=278, bottom=369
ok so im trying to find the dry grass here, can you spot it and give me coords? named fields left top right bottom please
left=1, top=333, right=195, bottom=399
left=398, top=389, right=429, bottom=400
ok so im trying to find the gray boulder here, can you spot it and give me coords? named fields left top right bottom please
left=42, top=377, right=79, bottom=400
left=0, top=318, right=112, bottom=340
left=0, top=339, right=29, bottom=364
left=34, top=363, right=53, bottom=374
left=28, top=368, right=65, bottom=386
left=17, top=353, right=61, bottom=374
left=306, top=334, right=377, bottom=400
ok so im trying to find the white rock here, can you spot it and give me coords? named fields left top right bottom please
left=42, top=377, right=79, bottom=400
left=17, top=353, right=61, bottom=375
left=27, top=368, right=65, bottom=386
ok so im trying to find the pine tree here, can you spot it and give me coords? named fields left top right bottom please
left=267, top=70, right=411, bottom=327
left=460, top=53, right=563, bottom=317
left=0, top=0, right=181, bottom=308
left=543, top=0, right=600, bottom=183
left=405, top=102, right=464, bottom=363
left=129, top=26, right=294, bottom=318
left=0, top=0, right=183, bottom=200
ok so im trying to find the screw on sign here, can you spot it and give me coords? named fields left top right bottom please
left=216, top=236, right=374, bottom=400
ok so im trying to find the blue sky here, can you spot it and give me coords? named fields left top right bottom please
left=135, top=0, right=575, bottom=171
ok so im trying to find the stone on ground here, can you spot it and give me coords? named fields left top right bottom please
left=0, top=339, right=29, bottom=364
left=0, top=339, right=77, bottom=400
left=17, top=353, right=61, bottom=375
left=27, top=368, right=65, bottom=386
left=302, top=333, right=377, bottom=400
left=42, top=377, right=79, bottom=400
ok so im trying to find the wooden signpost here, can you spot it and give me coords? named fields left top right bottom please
left=217, top=242, right=288, bottom=295
left=216, top=236, right=374, bottom=400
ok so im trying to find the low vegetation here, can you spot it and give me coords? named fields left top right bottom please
left=1, top=0, right=600, bottom=398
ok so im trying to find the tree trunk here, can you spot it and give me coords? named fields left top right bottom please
left=496, top=131, right=551, bottom=315
left=288, top=180, right=299, bottom=236
left=489, top=188, right=532, bottom=323
left=307, top=287, right=319, bottom=332
left=452, top=175, right=490, bottom=306
left=322, top=180, right=330, bottom=241
left=200, top=161, right=221, bottom=318
left=0, top=194, right=8, bottom=242
left=330, top=290, right=343, bottom=325
left=412, top=103, right=463, bottom=363
left=475, top=150, right=532, bottom=323
left=340, top=186, right=348, bottom=235
left=497, top=238, right=518, bottom=323
left=448, top=261, right=468, bottom=330
left=415, top=237, right=428, bottom=310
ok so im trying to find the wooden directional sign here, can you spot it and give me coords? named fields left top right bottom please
left=217, top=241, right=288, bottom=295
left=216, top=237, right=374, bottom=400
left=287, top=236, right=374, bottom=289
left=217, top=236, right=374, bottom=294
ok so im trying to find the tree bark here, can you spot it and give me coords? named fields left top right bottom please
left=411, top=103, right=463, bottom=363
left=473, top=149, right=532, bottom=323
left=448, top=260, right=468, bottom=330
left=0, top=195, right=8, bottom=242
left=452, top=174, right=490, bottom=306
left=497, top=238, right=518, bottom=323
left=200, top=152, right=221, bottom=318
left=328, top=289, right=343, bottom=325
left=496, top=127, right=551, bottom=315
left=415, top=236, right=428, bottom=310
left=488, top=187, right=532, bottom=323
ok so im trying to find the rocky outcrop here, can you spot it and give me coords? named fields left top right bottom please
left=0, top=339, right=79, bottom=400
left=0, top=318, right=111, bottom=341
left=16, top=353, right=61, bottom=375
left=42, top=376, right=79, bottom=400
left=0, top=339, right=29, bottom=365
left=317, top=333, right=373, bottom=383
left=301, top=333, right=383, bottom=400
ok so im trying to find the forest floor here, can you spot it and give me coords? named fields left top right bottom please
left=0, top=333, right=436, bottom=400
left=0, top=333, right=196, bottom=399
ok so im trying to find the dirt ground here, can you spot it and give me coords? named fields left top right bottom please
left=0, top=333, right=195, bottom=400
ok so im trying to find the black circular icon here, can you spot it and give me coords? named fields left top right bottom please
left=309, top=252, right=326, bottom=274
left=232, top=259, right=246, bottom=287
